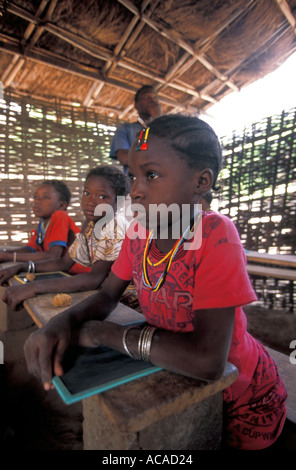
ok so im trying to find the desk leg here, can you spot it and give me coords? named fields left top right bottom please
left=83, top=393, right=223, bottom=450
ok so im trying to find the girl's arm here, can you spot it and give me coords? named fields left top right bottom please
left=28, top=252, right=75, bottom=272
left=25, top=269, right=235, bottom=390
left=23, top=272, right=130, bottom=390
left=0, top=246, right=31, bottom=262
left=80, top=305, right=235, bottom=382
left=0, top=251, right=74, bottom=286
left=0, top=245, right=64, bottom=263
left=4, top=259, right=113, bottom=310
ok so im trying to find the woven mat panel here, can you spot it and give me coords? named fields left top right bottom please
left=250, top=277, right=295, bottom=313
left=219, top=108, right=296, bottom=255
left=218, top=108, right=296, bottom=311
left=0, top=93, right=118, bottom=245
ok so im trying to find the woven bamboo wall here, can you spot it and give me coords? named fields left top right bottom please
left=218, top=108, right=296, bottom=255
left=217, top=108, right=296, bottom=311
left=0, top=92, right=118, bottom=245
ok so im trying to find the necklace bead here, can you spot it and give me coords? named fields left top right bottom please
left=142, top=217, right=199, bottom=292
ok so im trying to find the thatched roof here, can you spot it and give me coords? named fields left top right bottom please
left=1, top=0, right=296, bottom=121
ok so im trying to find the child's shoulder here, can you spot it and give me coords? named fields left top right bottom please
left=50, top=210, right=78, bottom=228
left=203, top=210, right=235, bottom=227
left=202, top=210, right=241, bottom=244
left=50, top=209, right=69, bottom=219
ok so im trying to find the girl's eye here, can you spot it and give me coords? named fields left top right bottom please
left=147, top=171, right=158, bottom=180
left=83, top=190, right=89, bottom=196
left=99, top=195, right=106, bottom=199
left=129, top=174, right=135, bottom=182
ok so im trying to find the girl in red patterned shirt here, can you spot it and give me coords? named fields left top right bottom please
left=23, top=115, right=287, bottom=450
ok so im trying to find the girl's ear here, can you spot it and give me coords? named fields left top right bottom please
left=195, top=168, right=213, bottom=194
left=59, top=200, right=67, bottom=211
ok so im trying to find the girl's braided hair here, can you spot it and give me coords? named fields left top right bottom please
left=85, top=165, right=129, bottom=197
left=148, top=114, right=223, bottom=191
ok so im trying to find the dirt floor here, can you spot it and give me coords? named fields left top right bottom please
left=0, top=304, right=295, bottom=450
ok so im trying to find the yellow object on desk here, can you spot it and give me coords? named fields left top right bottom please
left=52, top=293, right=72, bottom=308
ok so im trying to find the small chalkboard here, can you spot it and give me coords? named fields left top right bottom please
left=14, top=271, right=71, bottom=284
left=52, top=344, right=162, bottom=405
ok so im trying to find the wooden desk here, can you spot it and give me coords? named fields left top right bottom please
left=23, top=293, right=238, bottom=450
left=245, top=250, right=296, bottom=311
left=24, top=291, right=145, bottom=328
left=247, top=264, right=296, bottom=281
left=245, top=250, right=296, bottom=268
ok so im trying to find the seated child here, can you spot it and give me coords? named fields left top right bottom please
left=0, top=180, right=80, bottom=266
left=23, top=115, right=287, bottom=451
left=3, top=166, right=137, bottom=310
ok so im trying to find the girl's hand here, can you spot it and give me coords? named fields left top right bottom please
left=24, top=315, right=72, bottom=390
left=0, top=264, right=23, bottom=286
left=3, top=284, right=37, bottom=310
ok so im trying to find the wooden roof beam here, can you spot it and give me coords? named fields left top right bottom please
left=0, top=36, right=198, bottom=114
left=117, top=0, right=239, bottom=92
left=26, top=0, right=59, bottom=47
left=2, top=0, right=52, bottom=88
left=99, top=0, right=155, bottom=113
left=82, top=80, right=104, bottom=108
left=5, top=2, right=113, bottom=61
left=275, top=0, right=296, bottom=34
left=5, top=1, right=213, bottom=106
left=1, top=56, right=24, bottom=87
left=155, top=0, right=256, bottom=99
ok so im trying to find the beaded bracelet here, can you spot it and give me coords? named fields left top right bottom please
left=122, top=326, right=140, bottom=359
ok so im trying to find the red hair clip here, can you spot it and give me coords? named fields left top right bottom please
left=136, top=128, right=150, bottom=151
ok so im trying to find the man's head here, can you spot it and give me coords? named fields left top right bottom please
left=134, top=85, right=161, bottom=122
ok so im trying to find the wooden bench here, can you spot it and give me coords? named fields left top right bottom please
left=247, top=264, right=296, bottom=281
left=266, top=347, right=296, bottom=425
left=245, top=250, right=296, bottom=268
left=246, top=254, right=296, bottom=311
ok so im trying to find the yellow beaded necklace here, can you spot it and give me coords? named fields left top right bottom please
left=142, top=219, right=197, bottom=292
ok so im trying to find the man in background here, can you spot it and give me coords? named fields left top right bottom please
left=110, top=85, right=161, bottom=173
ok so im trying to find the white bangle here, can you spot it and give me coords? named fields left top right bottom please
left=122, top=326, right=140, bottom=359
left=138, top=326, right=157, bottom=362
left=28, top=260, right=35, bottom=273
